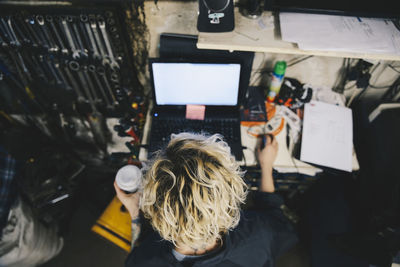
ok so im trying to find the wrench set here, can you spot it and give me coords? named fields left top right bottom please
left=0, top=9, right=133, bottom=112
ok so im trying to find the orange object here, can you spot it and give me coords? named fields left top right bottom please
left=241, top=101, right=276, bottom=127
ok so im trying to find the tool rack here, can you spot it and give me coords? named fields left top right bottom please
left=0, top=2, right=147, bottom=163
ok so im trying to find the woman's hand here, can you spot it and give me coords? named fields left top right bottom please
left=114, top=181, right=141, bottom=218
left=257, top=134, right=278, bottom=170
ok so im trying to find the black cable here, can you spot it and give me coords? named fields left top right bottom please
left=389, top=64, right=400, bottom=74
left=369, top=84, right=392, bottom=89
left=286, top=55, right=313, bottom=67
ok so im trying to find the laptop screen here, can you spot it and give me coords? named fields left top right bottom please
left=151, top=62, right=241, bottom=106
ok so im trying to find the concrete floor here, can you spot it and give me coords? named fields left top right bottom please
left=39, top=204, right=308, bottom=267
left=37, top=169, right=309, bottom=267
left=39, top=198, right=127, bottom=267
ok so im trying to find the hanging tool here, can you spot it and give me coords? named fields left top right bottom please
left=69, top=60, right=109, bottom=152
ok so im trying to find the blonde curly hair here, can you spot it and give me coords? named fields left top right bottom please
left=140, top=133, right=248, bottom=249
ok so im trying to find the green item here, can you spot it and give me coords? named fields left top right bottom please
left=274, top=61, right=287, bottom=76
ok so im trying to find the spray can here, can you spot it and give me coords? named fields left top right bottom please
left=267, top=61, right=287, bottom=103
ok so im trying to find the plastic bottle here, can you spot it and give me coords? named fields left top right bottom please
left=267, top=61, right=287, bottom=103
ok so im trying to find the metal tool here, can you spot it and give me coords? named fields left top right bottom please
left=54, top=62, right=71, bottom=90
left=15, top=16, right=37, bottom=47
left=69, top=61, right=108, bottom=151
left=0, top=18, right=16, bottom=46
left=61, top=16, right=80, bottom=59
left=25, top=17, right=43, bottom=47
left=69, top=61, right=95, bottom=104
left=89, top=15, right=108, bottom=65
left=36, top=15, right=58, bottom=52
left=45, top=57, right=62, bottom=85
left=110, top=71, right=120, bottom=84
left=82, top=65, right=99, bottom=102
left=64, top=62, right=84, bottom=102
left=28, top=16, right=50, bottom=49
left=107, top=18, right=115, bottom=26
left=81, top=14, right=101, bottom=60
left=97, top=15, right=119, bottom=69
left=47, top=16, right=68, bottom=54
left=78, top=20, right=92, bottom=55
left=29, top=54, right=46, bottom=79
left=69, top=16, right=88, bottom=58
left=105, top=11, right=114, bottom=18
left=97, top=66, right=117, bottom=104
left=6, top=17, right=21, bottom=46
left=11, top=17, right=30, bottom=45
left=88, top=65, right=112, bottom=107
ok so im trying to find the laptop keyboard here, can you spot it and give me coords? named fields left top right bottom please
left=149, top=117, right=241, bottom=157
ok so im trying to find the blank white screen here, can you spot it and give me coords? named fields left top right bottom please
left=152, top=63, right=241, bottom=105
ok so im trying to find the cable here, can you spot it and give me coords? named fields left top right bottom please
left=368, top=83, right=392, bottom=89
left=286, top=55, right=313, bottom=67
left=346, top=88, right=362, bottom=107
left=250, top=55, right=312, bottom=85
left=389, top=64, right=400, bottom=74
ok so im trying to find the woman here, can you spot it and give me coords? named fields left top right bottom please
left=114, top=133, right=297, bottom=266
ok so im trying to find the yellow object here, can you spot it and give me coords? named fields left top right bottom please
left=91, top=196, right=132, bottom=252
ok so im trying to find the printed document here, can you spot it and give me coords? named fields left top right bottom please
left=280, top=12, right=400, bottom=55
left=300, top=101, right=353, bottom=172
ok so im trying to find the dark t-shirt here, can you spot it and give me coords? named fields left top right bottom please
left=125, top=192, right=298, bottom=267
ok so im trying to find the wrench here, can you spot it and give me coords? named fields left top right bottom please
left=60, top=16, right=80, bottom=59
left=11, top=17, right=30, bottom=45
left=89, top=15, right=109, bottom=65
left=88, top=65, right=112, bottom=107
left=80, top=15, right=101, bottom=60
left=105, top=11, right=114, bottom=18
left=47, top=16, right=68, bottom=54
left=97, top=15, right=119, bottom=69
left=36, top=15, right=58, bottom=52
left=0, top=18, right=16, bottom=46
left=45, top=57, right=62, bottom=85
left=29, top=55, right=46, bottom=79
left=25, top=17, right=43, bottom=47
left=68, top=16, right=88, bottom=58
left=107, top=18, right=115, bottom=26
left=82, top=65, right=99, bottom=102
left=15, top=16, right=37, bottom=47
left=64, top=62, right=84, bottom=102
left=110, top=71, right=120, bottom=84
left=54, top=62, right=71, bottom=90
left=97, top=66, right=117, bottom=104
left=28, top=16, right=50, bottom=49
left=69, top=61, right=95, bottom=105
left=78, top=21, right=91, bottom=54
left=7, top=17, right=21, bottom=46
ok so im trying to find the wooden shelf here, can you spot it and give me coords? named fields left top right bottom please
left=197, top=10, right=400, bottom=61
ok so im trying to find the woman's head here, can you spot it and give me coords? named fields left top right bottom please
left=140, top=133, right=248, bottom=249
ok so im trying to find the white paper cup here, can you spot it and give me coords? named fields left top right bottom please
left=115, top=165, right=142, bottom=194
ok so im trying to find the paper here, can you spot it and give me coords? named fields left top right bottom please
left=186, top=105, right=205, bottom=120
left=280, top=12, right=400, bottom=55
left=300, top=101, right=353, bottom=172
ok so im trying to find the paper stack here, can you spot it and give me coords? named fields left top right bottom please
left=280, top=12, right=400, bottom=55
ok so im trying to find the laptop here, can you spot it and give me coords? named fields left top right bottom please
left=148, top=58, right=244, bottom=160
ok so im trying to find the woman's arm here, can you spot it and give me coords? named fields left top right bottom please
left=257, top=134, right=278, bottom=193
left=114, top=181, right=141, bottom=249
